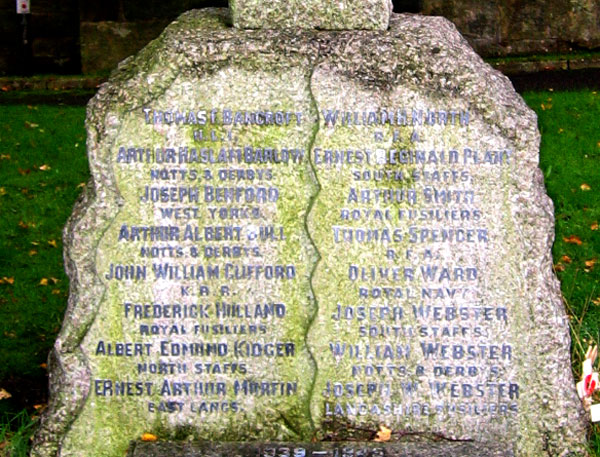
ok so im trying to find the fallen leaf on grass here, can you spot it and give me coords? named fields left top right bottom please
left=0, top=188, right=5, bottom=196
left=585, top=259, right=597, bottom=272
left=593, top=297, right=600, bottom=306
left=0, top=277, right=14, bottom=285
left=29, top=249, right=38, bottom=256
left=39, top=363, right=47, bottom=369
left=374, top=425, right=392, bottom=442
left=48, top=239, right=57, bottom=248
left=39, top=164, right=51, bottom=171
left=554, top=263, right=566, bottom=272
left=141, top=433, right=158, bottom=442
left=77, top=182, right=86, bottom=188
left=564, top=235, right=583, bottom=245
left=592, top=222, right=599, bottom=231
left=52, top=289, right=61, bottom=295
left=40, top=278, right=49, bottom=286
left=561, top=255, right=573, bottom=264
left=18, top=221, right=29, bottom=229
left=18, top=168, right=31, bottom=175
left=580, top=183, right=592, bottom=191
left=24, top=121, right=39, bottom=129
left=33, top=404, right=46, bottom=411
left=0, top=388, right=12, bottom=400
left=0, top=154, right=10, bottom=160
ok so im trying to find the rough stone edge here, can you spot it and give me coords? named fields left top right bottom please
left=430, top=15, right=590, bottom=455
left=390, top=16, right=589, bottom=455
left=29, top=9, right=232, bottom=457
left=508, top=165, right=590, bottom=457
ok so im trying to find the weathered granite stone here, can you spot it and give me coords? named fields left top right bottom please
left=230, top=0, right=393, bottom=30
left=31, top=5, right=588, bottom=457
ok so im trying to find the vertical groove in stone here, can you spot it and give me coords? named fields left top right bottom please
left=302, top=64, right=323, bottom=436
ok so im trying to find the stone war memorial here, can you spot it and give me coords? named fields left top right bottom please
left=32, top=1, right=589, bottom=456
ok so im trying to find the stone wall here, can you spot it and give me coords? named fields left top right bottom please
left=79, top=0, right=600, bottom=74
left=0, top=0, right=22, bottom=75
left=79, top=0, right=228, bottom=74
left=79, top=20, right=168, bottom=74
left=0, top=1, right=599, bottom=78
left=0, top=0, right=79, bottom=75
left=422, top=0, right=600, bottom=56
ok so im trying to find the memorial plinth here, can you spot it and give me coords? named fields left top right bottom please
left=31, top=2, right=588, bottom=457
left=127, top=441, right=514, bottom=457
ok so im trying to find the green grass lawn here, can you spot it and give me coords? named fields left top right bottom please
left=523, top=90, right=600, bottom=454
left=524, top=90, right=600, bottom=355
left=0, top=104, right=88, bottom=374
left=0, top=105, right=88, bottom=451
left=0, top=90, right=599, bottom=454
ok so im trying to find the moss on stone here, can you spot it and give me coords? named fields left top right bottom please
left=32, top=8, right=588, bottom=457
